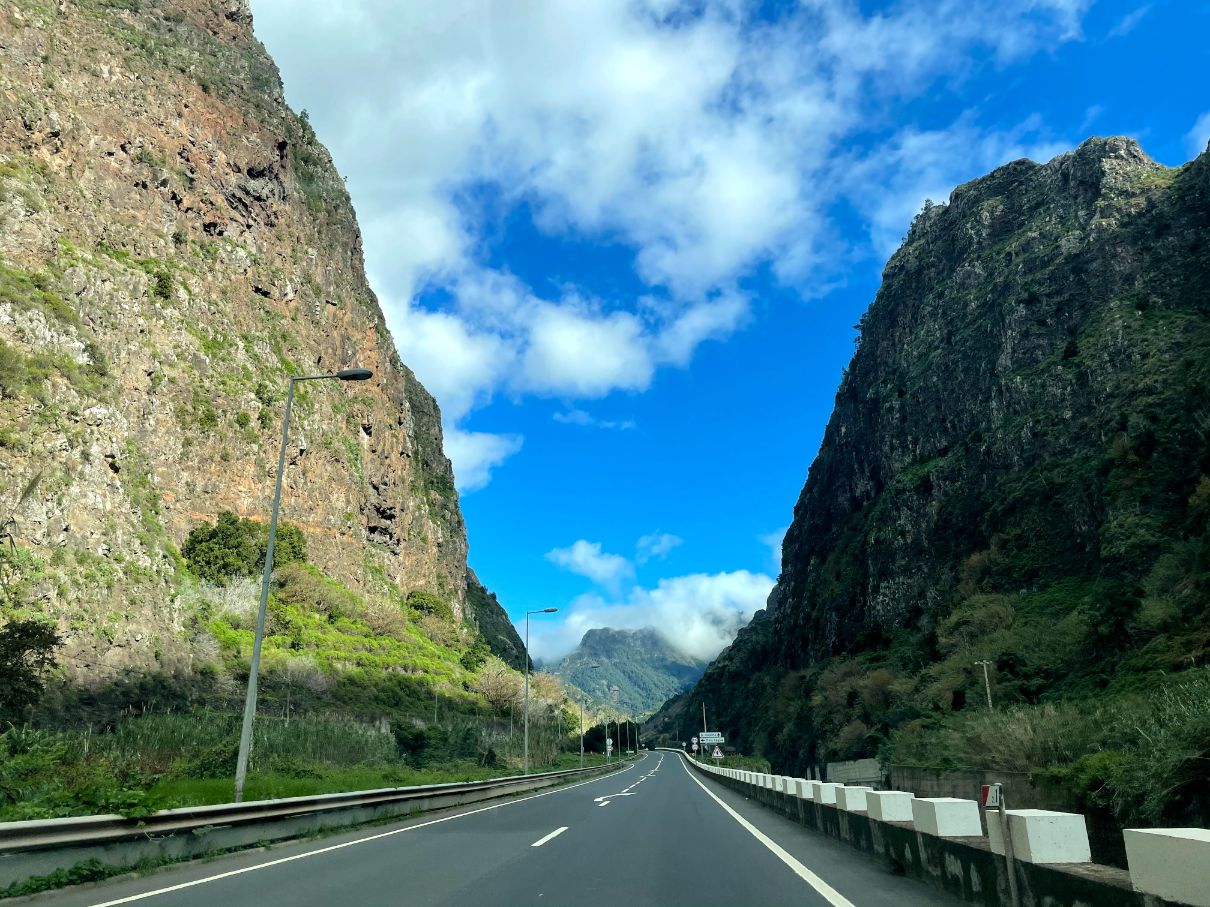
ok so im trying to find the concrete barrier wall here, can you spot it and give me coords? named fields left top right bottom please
left=678, top=753, right=1195, bottom=907
left=827, top=758, right=884, bottom=787
left=890, top=764, right=1125, bottom=866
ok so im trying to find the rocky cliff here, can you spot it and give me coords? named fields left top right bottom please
left=0, top=0, right=467, bottom=678
left=654, top=137, right=1210, bottom=771
left=464, top=570, right=528, bottom=671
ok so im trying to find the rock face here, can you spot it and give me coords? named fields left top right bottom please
left=546, top=627, right=707, bottom=717
left=656, top=138, right=1210, bottom=767
left=463, top=570, right=528, bottom=671
left=0, top=0, right=466, bottom=676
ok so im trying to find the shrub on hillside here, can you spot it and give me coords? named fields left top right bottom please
left=0, top=619, right=61, bottom=722
left=406, top=589, right=453, bottom=621
left=182, top=511, right=306, bottom=585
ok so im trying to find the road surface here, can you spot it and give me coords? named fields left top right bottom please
left=19, top=752, right=965, bottom=907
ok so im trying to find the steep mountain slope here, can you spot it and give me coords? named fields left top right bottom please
left=653, top=138, right=1210, bottom=778
left=464, top=570, right=528, bottom=671
left=0, top=0, right=467, bottom=677
left=545, top=627, right=707, bottom=717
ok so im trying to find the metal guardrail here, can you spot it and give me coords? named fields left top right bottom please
left=0, top=761, right=623, bottom=890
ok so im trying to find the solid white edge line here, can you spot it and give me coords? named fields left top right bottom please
left=676, top=754, right=857, bottom=907
left=530, top=826, right=569, bottom=847
left=85, top=758, right=641, bottom=907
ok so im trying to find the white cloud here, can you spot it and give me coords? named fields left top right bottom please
left=758, top=526, right=787, bottom=573
left=1187, top=112, right=1210, bottom=158
left=519, top=304, right=653, bottom=396
left=528, top=570, right=776, bottom=661
left=636, top=532, right=683, bottom=564
left=1107, top=5, right=1151, bottom=39
left=253, top=0, right=1095, bottom=488
left=546, top=540, right=634, bottom=590
left=443, top=428, right=523, bottom=493
left=553, top=409, right=636, bottom=431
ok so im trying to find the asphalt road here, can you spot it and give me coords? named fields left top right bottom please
left=20, top=752, right=966, bottom=907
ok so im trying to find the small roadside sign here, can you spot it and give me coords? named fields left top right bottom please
left=691, top=742, right=698, bottom=752
left=712, top=746, right=723, bottom=760
left=700, top=731, right=724, bottom=743
left=691, top=737, right=698, bottom=745
left=980, top=784, right=1001, bottom=808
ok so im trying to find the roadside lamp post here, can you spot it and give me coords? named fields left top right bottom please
left=974, top=660, right=995, bottom=710
left=523, top=608, right=558, bottom=774
left=579, top=662, right=600, bottom=768
left=579, top=698, right=586, bottom=768
left=233, top=367, right=374, bottom=803
left=610, top=686, right=622, bottom=761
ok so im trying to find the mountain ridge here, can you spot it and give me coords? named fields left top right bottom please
left=649, top=138, right=1210, bottom=802
left=544, top=626, right=707, bottom=718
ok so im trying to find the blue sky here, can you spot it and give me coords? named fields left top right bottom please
left=252, top=0, right=1209, bottom=660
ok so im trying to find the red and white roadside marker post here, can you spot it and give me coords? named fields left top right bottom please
left=982, top=782, right=1021, bottom=907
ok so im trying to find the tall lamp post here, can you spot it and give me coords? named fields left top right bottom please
left=610, top=686, right=620, bottom=762
left=974, top=660, right=995, bottom=709
left=579, top=662, right=601, bottom=768
left=233, top=367, right=374, bottom=803
left=524, top=607, right=558, bottom=774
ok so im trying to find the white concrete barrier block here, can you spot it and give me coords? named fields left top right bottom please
left=911, top=797, right=983, bottom=838
left=799, top=780, right=822, bottom=801
left=867, top=791, right=915, bottom=822
left=788, top=778, right=810, bottom=799
left=836, top=786, right=873, bottom=812
left=778, top=776, right=793, bottom=794
left=985, top=809, right=1090, bottom=864
left=1125, top=828, right=1210, bottom=907
left=816, top=782, right=843, bottom=805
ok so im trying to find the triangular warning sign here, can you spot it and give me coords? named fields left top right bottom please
left=712, top=746, right=723, bottom=758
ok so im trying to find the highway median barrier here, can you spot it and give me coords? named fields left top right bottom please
left=911, top=797, right=984, bottom=838
left=0, top=760, right=623, bottom=896
left=986, top=809, right=1091, bottom=864
left=668, top=748, right=1203, bottom=907
left=867, top=790, right=914, bottom=822
left=1123, top=829, right=1210, bottom=907
left=836, top=786, right=873, bottom=813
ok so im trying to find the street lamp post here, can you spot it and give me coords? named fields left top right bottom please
left=974, top=660, right=995, bottom=709
left=582, top=662, right=601, bottom=767
left=523, top=607, right=558, bottom=774
left=233, top=368, right=373, bottom=803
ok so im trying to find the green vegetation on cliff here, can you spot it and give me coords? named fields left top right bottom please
left=657, top=138, right=1210, bottom=835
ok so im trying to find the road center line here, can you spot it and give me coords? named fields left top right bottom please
left=83, top=760, right=639, bottom=907
left=531, top=826, right=568, bottom=847
left=676, top=755, right=857, bottom=907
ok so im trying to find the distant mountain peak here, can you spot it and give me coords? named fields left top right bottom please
left=548, top=625, right=706, bottom=717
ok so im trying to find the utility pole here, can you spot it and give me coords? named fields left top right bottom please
left=701, top=701, right=708, bottom=762
left=974, top=660, right=995, bottom=709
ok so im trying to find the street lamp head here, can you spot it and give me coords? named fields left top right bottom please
left=336, top=368, right=374, bottom=381
left=542, top=607, right=558, bottom=613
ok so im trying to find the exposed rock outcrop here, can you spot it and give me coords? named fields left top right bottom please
left=0, top=0, right=466, bottom=676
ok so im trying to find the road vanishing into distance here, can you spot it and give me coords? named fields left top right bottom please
left=21, top=752, right=964, bottom=907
